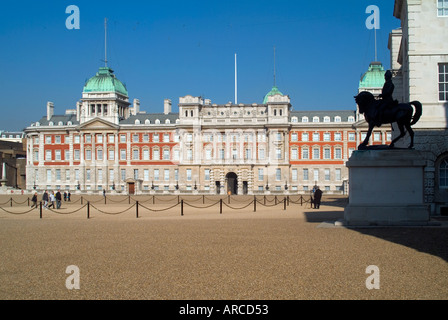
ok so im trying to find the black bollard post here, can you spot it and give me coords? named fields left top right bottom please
left=253, top=198, right=256, bottom=212
left=87, top=202, right=90, bottom=219
left=284, top=197, right=286, bottom=210
left=10, top=197, right=12, bottom=207
left=136, top=201, right=139, bottom=218
left=181, top=199, right=184, bottom=216
left=39, top=202, right=42, bottom=219
left=220, top=199, right=222, bottom=214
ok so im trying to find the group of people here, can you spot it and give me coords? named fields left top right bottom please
left=30, top=190, right=71, bottom=209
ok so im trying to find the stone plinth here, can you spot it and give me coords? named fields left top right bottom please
left=343, top=149, right=430, bottom=226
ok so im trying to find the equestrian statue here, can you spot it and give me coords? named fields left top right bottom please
left=354, top=70, right=422, bottom=150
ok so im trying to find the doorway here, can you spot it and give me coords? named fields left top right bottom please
left=226, top=172, right=238, bottom=195
left=128, top=182, right=135, bottom=195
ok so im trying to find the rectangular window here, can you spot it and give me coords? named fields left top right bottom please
left=55, top=136, right=61, bottom=144
left=97, top=135, right=103, bottom=144
left=324, top=169, right=330, bottom=181
left=55, top=169, right=61, bottom=181
left=258, top=168, right=264, bottom=181
left=374, top=132, right=381, bottom=141
left=348, top=133, right=355, bottom=141
left=34, top=150, right=39, bottom=162
left=85, top=135, right=91, bottom=143
left=143, top=169, right=149, bottom=181
left=75, top=169, right=79, bottom=181
left=153, top=134, right=160, bottom=142
left=85, top=149, right=92, bottom=160
left=175, top=169, right=179, bottom=181
left=133, top=134, right=139, bottom=142
left=275, top=168, right=281, bottom=181
left=133, top=169, right=138, bottom=180
left=45, top=136, right=51, bottom=144
left=313, top=148, right=320, bottom=160
left=120, top=149, right=126, bottom=160
left=174, top=149, right=180, bottom=161
left=438, top=0, right=448, bottom=16
left=187, top=149, right=193, bottom=160
left=323, top=133, right=331, bottom=141
left=245, top=149, right=251, bottom=160
left=276, top=148, right=282, bottom=160
left=302, top=148, right=309, bottom=160
left=258, top=149, right=265, bottom=160
left=133, top=149, right=139, bottom=160
left=108, top=135, right=115, bottom=143
left=55, top=150, right=61, bottom=161
left=324, top=148, right=331, bottom=160
left=45, top=150, right=52, bottom=161
left=302, top=133, right=309, bottom=141
left=154, top=169, right=159, bottom=181
left=143, top=149, right=150, bottom=160
left=334, top=132, right=342, bottom=141
left=86, top=169, right=91, bottom=181
left=439, top=63, right=448, bottom=101
left=74, top=150, right=80, bottom=161
left=163, top=134, right=170, bottom=142
left=151, top=149, right=158, bottom=160
left=120, top=135, right=126, bottom=143
left=335, top=148, right=342, bottom=160
left=204, top=169, right=210, bottom=181
left=98, top=169, right=103, bottom=181
left=335, top=168, right=341, bottom=181
left=163, top=149, right=170, bottom=160
left=121, top=169, right=126, bottom=181
left=143, top=134, right=149, bottom=143
left=291, top=148, right=298, bottom=160
left=65, top=150, right=70, bottom=161
left=186, top=169, right=192, bottom=181
left=108, top=149, right=115, bottom=160
left=291, top=133, right=298, bottom=142
left=219, top=149, right=225, bottom=160
left=314, top=169, right=319, bottom=181
left=292, top=168, right=298, bottom=181
left=46, top=169, right=52, bottom=182
left=164, top=169, right=170, bottom=181
left=205, top=149, right=212, bottom=160
left=313, top=133, right=319, bottom=142
left=74, top=135, right=80, bottom=144
left=303, top=169, right=309, bottom=181
left=65, top=169, right=70, bottom=181
left=97, top=149, right=103, bottom=160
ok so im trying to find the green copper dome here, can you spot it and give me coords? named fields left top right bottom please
left=263, top=85, right=283, bottom=104
left=359, top=62, right=386, bottom=89
left=83, top=67, right=128, bottom=96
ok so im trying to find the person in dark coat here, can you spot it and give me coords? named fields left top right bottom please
left=55, top=190, right=62, bottom=209
left=42, top=190, right=49, bottom=209
left=313, top=186, right=323, bottom=209
left=31, top=192, right=38, bottom=208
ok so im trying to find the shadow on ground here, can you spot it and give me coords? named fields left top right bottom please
left=304, top=208, right=448, bottom=263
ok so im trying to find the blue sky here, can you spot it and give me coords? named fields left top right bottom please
left=0, top=0, right=400, bottom=131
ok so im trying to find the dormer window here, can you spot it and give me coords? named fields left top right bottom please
left=313, top=116, right=319, bottom=123
left=302, top=117, right=309, bottom=123
left=335, top=116, right=341, bottom=122
left=323, top=116, right=330, bottom=123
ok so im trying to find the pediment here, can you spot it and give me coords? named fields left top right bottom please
left=78, top=118, right=119, bottom=130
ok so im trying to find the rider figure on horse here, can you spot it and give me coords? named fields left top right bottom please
left=375, top=70, right=398, bottom=126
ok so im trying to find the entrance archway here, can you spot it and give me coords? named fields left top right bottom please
left=226, top=172, right=238, bottom=195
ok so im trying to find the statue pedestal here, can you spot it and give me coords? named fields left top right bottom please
left=342, top=149, right=430, bottom=226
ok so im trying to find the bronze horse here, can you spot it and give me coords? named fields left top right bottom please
left=354, top=91, right=422, bottom=149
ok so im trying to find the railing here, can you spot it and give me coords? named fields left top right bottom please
left=0, top=195, right=348, bottom=219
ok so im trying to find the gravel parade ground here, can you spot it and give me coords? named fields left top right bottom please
left=1, top=194, right=447, bottom=300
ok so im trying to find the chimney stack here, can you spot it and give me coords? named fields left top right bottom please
left=164, top=99, right=172, bottom=115
left=47, top=102, right=54, bottom=121
left=132, top=99, right=140, bottom=115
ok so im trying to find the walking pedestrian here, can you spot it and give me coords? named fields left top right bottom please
left=31, top=192, right=38, bottom=208
left=56, top=190, right=62, bottom=209
left=42, top=190, right=49, bottom=209
left=48, top=191, right=55, bottom=208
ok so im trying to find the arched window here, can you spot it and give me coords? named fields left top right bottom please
left=165, top=119, right=171, bottom=124
left=274, top=109, right=277, bottom=116
left=439, top=158, right=448, bottom=188
left=145, top=119, right=151, bottom=125
left=302, top=116, right=308, bottom=123
left=291, top=117, right=298, bottom=123
left=135, top=119, right=140, bottom=125
left=155, top=119, right=161, bottom=124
